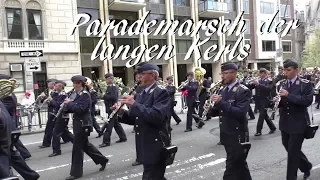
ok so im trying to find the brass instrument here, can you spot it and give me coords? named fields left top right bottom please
left=178, top=80, right=189, bottom=91
left=192, top=80, right=224, bottom=126
left=9, top=78, right=19, bottom=89
left=0, top=79, right=16, bottom=99
left=193, top=67, right=206, bottom=97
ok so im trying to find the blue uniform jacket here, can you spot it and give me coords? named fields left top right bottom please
left=277, top=78, right=314, bottom=134
left=181, top=81, right=199, bottom=105
left=90, top=89, right=98, bottom=116
left=211, top=82, right=251, bottom=145
left=119, top=83, right=171, bottom=165
left=49, top=91, right=67, bottom=113
left=65, top=90, right=92, bottom=134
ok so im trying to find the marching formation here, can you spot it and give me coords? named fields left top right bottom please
left=0, top=59, right=319, bottom=180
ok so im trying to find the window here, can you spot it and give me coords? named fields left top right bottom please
left=78, top=8, right=99, bottom=24
left=147, top=0, right=165, bottom=4
left=27, top=10, right=43, bottom=40
left=109, top=11, right=138, bottom=26
left=147, top=14, right=165, bottom=23
left=243, top=0, right=249, bottom=13
left=262, top=40, right=276, bottom=51
left=111, top=38, right=139, bottom=53
left=10, top=64, right=25, bottom=93
left=177, top=40, right=192, bottom=53
left=282, top=41, right=292, bottom=52
left=6, top=8, right=23, bottom=39
left=148, top=39, right=167, bottom=53
left=174, top=16, right=191, bottom=31
left=260, top=1, right=274, bottom=14
left=80, top=38, right=102, bottom=53
left=174, top=0, right=190, bottom=6
left=244, top=19, right=250, bottom=34
left=280, top=4, right=291, bottom=18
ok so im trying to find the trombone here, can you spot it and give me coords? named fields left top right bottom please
left=178, top=80, right=189, bottom=90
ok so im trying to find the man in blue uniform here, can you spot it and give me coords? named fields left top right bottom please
left=166, top=76, right=181, bottom=126
left=0, top=75, right=40, bottom=180
left=252, top=68, right=276, bottom=136
left=99, top=73, right=127, bottom=148
left=117, top=63, right=171, bottom=179
left=0, top=74, right=31, bottom=160
left=39, top=78, right=59, bottom=148
left=210, top=62, right=252, bottom=180
left=48, top=80, right=74, bottom=157
left=180, top=72, right=204, bottom=132
left=273, top=59, right=313, bottom=180
left=86, top=78, right=103, bottom=138
left=64, top=75, right=109, bottom=180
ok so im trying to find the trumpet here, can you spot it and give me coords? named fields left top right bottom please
left=178, top=80, right=189, bottom=90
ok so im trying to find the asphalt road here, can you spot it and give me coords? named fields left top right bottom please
left=16, top=105, right=320, bottom=180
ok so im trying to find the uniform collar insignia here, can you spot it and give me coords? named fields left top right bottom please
left=296, top=80, right=300, bottom=85
left=149, top=88, right=155, bottom=94
left=232, top=86, right=238, bottom=92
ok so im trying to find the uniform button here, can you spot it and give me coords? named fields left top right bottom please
left=136, top=125, right=138, bottom=128
left=137, top=132, right=139, bottom=135
left=136, top=117, right=138, bottom=120
left=287, top=107, right=289, bottom=110
left=155, top=139, right=158, bottom=141
left=221, top=110, right=223, bottom=113
left=220, top=122, right=222, bottom=124
left=287, top=113, right=289, bottom=115
left=236, top=127, right=238, bottom=130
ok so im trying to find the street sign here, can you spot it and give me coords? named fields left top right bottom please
left=20, top=50, right=43, bottom=58
left=24, top=58, right=41, bottom=72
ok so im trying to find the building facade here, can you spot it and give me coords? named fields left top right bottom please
left=0, top=0, right=81, bottom=100
left=78, top=0, right=303, bottom=85
left=245, top=0, right=300, bottom=71
left=305, top=0, right=320, bottom=46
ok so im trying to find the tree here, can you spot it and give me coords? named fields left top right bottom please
left=302, top=29, right=320, bottom=67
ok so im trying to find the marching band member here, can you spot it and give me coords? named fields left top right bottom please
left=99, top=73, right=127, bottom=148
left=39, top=79, right=59, bottom=148
left=64, top=75, right=108, bottom=180
left=300, top=68, right=311, bottom=80
left=198, top=78, right=211, bottom=119
left=166, top=76, right=182, bottom=126
left=273, top=59, right=313, bottom=180
left=0, top=74, right=31, bottom=160
left=275, top=66, right=286, bottom=83
left=48, top=80, right=74, bottom=157
left=180, top=72, right=204, bottom=132
left=241, top=70, right=255, bottom=120
left=251, top=68, right=277, bottom=136
left=210, top=62, right=251, bottom=180
left=86, top=78, right=103, bottom=138
left=117, top=63, right=171, bottom=179
left=0, top=74, right=39, bottom=180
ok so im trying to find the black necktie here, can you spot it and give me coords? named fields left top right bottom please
left=141, top=90, right=147, bottom=99
left=289, top=81, right=292, bottom=88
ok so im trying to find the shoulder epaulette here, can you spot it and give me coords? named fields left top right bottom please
left=300, top=78, right=310, bottom=83
left=60, top=91, right=66, bottom=95
left=90, top=88, right=96, bottom=92
left=158, top=85, right=166, bottom=89
left=239, top=84, right=248, bottom=90
left=82, top=90, right=89, bottom=94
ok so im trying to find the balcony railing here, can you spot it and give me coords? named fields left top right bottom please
left=109, top=0, right=145, bottom=3
left=0, top=40, right=78, bottom=53
left=199, top=0, right=228, bottom=13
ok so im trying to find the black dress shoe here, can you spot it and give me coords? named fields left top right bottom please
left=49, top=152, right=62, bottom=157
left=65, top=175, right=81, bottom=180
left=99, top=158, right=109, bottom=171
left=115, top=139, right=127, bottom=143
left=39, top=145, right=50, bottom=148
left=303, top=165, right=312, bottom=179
left=184, top=129, right=192, bottom=132
left=132, top=161, right=142, bottom=166
left=196, top=121, right=205, bottom=129
left=217, top=142, right=222, bottom=145
left=269, top=129, right=276, bottom=134
left=254, top=133, right=262, bottom=136
left=176, top=120, right=181, bottom=125
left=99, top=143, right=110, bottom=148
left=61, top=141, right=68, bottom=144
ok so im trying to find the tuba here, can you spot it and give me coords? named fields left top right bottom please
left=0, top=79, right=16, bottom=99
left=193, top=67, right=206, bottom=97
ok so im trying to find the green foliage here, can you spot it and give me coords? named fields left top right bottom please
left=94, top=77, right=129, bottom=98
left=302, top=29, right=320, bottom=67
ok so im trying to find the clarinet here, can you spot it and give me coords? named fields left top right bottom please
left=106, top=82, right=140, bottom=121
left=52, top=90, right=73, bottom=121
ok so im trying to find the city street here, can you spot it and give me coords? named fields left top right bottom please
left=17, top=104, right=320, bottom=180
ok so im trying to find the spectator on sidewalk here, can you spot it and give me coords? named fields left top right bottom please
left=21, top=91, right=35, bottom=132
